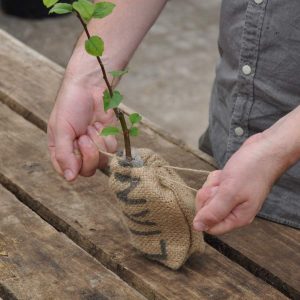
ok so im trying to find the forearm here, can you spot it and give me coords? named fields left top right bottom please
left=66, top=0, right=167, bottom=84
left=262, top=105, right=300, bottom=178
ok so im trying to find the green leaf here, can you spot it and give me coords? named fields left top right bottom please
left=49, top=3, right=73, bottom=14
left=73, top=0, right=95, bottom=22
left=103, top=90, right=111, bottom=112
left=129, top=127, right=139, bottom=137
left=129, top=113, right=142, bottom=125
left=101, top=126, right=120, bottom=136
left=103, top=90, right=123, bottom=112
left=85, top=36, right=104, bottom=56
left=109, top=91, right=123, bottom=109
left=109, top=69, right=129, bottom=78
left=43, top=0, right=59, bottom=8
left=93, top=2, right=116, bottom=18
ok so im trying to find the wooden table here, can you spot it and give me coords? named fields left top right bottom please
left=0, top=29, right=299, bottom=299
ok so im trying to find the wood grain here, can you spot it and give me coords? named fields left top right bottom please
left=0, top=186, right=144, bottom=300
left=0, top=102, right=285, bottom=299
left=0, top=29, right=294, bottom=298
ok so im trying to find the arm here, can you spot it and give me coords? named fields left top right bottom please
left=48, top=0, right=167, bottom=181
left=193, top=105, right=300, bottom=235
left=68, top=0, right=168, bottom=85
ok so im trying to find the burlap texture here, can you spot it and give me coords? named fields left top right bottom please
left=109, top=148, right=205, bottom=270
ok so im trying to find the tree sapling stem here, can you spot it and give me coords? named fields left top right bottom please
left=76, top=12, right=132, bottom=161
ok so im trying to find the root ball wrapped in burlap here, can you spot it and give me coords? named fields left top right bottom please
left=109, top=148, right=205, bottom=270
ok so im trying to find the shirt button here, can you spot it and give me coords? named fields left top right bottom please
left=234, top=127, right=244, bottom=136
left=254, top=0, right=263, bottom=4
left=242, top=65, right=252, bottom=75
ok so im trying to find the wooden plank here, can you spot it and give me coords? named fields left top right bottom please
left=0, top=185, right=144, bottom=300
left=0, top=30, right=300, bottom=295
left=0, top=27, right=299, bottom=294
left=0, top=105, right=286, bottom=299
left=0, top=27, right=215, bottom=165
left=206, top=219, right=300, bottom=294
left=0, top=31, right=299, bottom=296
left=0, top=29, right=215, bottom=181
left=2, top=29, right=298, bottom=297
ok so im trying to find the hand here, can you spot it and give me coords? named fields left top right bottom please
left=46, top=0, right=170, bottom=181
left=193, top=133, right=282, bottom=235
left=48, top=70, right=117, bottom=181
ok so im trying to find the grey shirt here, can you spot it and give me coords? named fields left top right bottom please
left=203, top=0, right=300, bottom=228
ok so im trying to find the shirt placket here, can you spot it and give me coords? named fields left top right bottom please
left=226, top=0, right=268, bottom=160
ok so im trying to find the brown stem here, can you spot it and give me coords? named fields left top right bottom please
left=76, top=13, right=132, bottom=160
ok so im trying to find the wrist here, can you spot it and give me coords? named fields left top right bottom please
left=65, top=37, right=127, bottom=89
left=64, top=49, right=108, bottom=89
left=242, top=133, right=287, bottom=185
left=263, top=107, right=300, bottom=169
left=259, top=133, right=291, bottom=182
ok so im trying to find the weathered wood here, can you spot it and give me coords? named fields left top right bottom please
left=0, top=29, right=295, bottom=297
left=206, top=218, right=300, bottom=294
left=0, top=102, right=285, bottom=299
left=0, top=29, right=215, bottom=184
left=0, top=185, right=144, bottom=300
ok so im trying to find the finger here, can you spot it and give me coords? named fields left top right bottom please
left=206, top=213, right=239, bottom=235
left=202, top=170, right=222, bottom=188
left=48, top=123, right=63, bottom=175
left=195, top=186, right=218, bottom=212
left=101, top=109, right=117, bottom=125
left=78, top=135, right=99, bottom=177
left=87, top=125, right=109, bottom=169
left=54, top=119, right=81, bottom=181
left=195, top=170, right=221, bottom=213
left=193, top=186, right=236, bottom=231
left=48, top=141, right=82, bottom=175
left=94, top=122, right=118, bottom=153
left=207, top=202, right=255, bottom=235
left=73, top=139, right=83, bottom=166
left=49, top=145, right=63, bottom=175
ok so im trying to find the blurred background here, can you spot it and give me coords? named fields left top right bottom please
left=0, top=0, right=221, bottom=148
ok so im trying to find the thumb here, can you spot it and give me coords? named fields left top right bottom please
left=193, top=186, right=235, bottom=232
left=55, top=120, right=81, bottom=181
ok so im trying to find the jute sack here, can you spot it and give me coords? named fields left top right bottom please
left=109, top=148, right=205, bottom=270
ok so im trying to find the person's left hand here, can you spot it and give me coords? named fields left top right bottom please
left=193, top=133, right=283, bottom=235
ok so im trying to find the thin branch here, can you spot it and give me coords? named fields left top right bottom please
left=76, top=12, right=132, bottom=160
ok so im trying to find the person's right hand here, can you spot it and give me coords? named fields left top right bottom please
left=47, top=71, right=118, bottom=181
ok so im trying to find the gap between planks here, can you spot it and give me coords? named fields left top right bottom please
left=0, top=94, right=295, bottom=299
left=0, top=282, right=18, bottom=300
left=0, top=173, right=164, bottom=300
left=204, top=234, right=298, bottom=299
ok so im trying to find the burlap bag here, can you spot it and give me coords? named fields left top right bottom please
left=109, top=148, right=205, bottom=270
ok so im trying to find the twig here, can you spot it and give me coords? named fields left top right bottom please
left=76, top=12, right=132, bottom=160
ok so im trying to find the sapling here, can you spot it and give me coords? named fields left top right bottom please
left=43, top=0, right=207, bottom=270
left=43, top=0, right=142, bottom=161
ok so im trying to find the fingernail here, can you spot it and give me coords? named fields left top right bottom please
left=64, top=169, right=74, bottom=181
left=193, top=220, right=209, bottom=232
